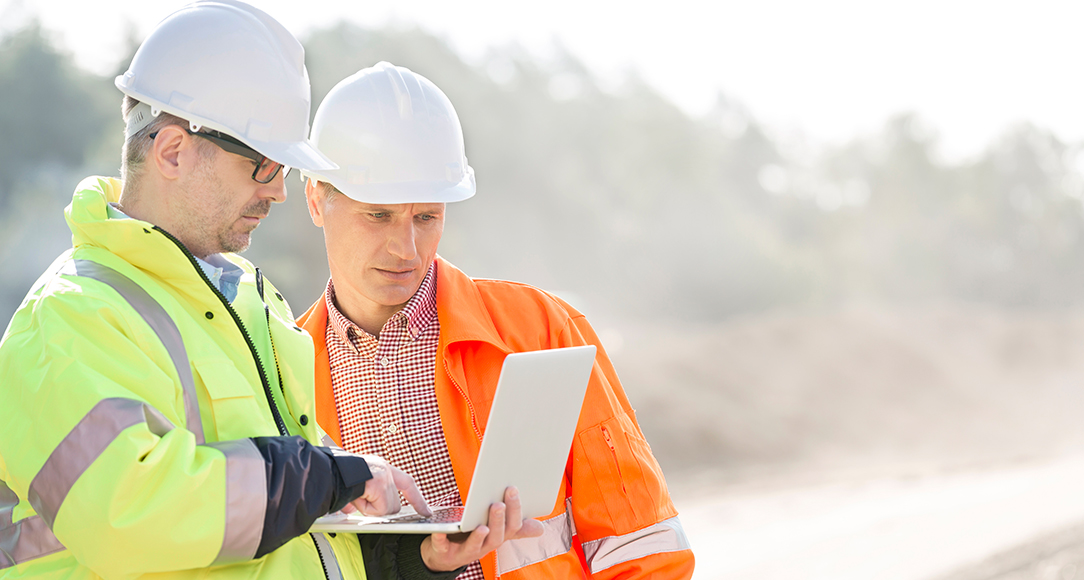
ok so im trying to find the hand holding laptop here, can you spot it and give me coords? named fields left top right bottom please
left=311, top=346, right=598, bottom=570
left=421, top=486, right=545, bottom=572
left=314, top=345, right=596, bottom=532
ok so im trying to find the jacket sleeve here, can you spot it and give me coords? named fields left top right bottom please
left=560, top=314, right=695, bottom=579
left=0, top=286, right=367, bottom=576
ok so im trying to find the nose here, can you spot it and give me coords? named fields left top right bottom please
left=386, top=218, right=418, bottom=261
left=258, top=168, right=288, bottom=204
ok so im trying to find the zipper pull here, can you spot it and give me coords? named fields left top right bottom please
left=255, top=268, right=265, bottom=303
left=601, top=425, right=626, bottom=493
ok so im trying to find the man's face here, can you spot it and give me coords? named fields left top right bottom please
left=307, top=183, right=445, bottom=320
left=177, top=142, right=287, bottom=258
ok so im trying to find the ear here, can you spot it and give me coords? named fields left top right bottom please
left=305, top=179, right=325, bottom=227
left=150, top=124, right=198, bottom=181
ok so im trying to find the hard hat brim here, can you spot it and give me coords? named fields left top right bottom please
left=116, top=81, right=339, bottom=172
left=252, top=138, right=338, bottom=172
left=302, top=166, right=476, bottom=205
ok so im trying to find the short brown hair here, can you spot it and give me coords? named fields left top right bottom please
left=320, top=180, right=340, bottom=200
left=121, top=96, right=214, bottom=194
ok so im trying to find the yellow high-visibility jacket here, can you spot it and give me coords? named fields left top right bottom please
left=0, top=177, right=370, bottom=579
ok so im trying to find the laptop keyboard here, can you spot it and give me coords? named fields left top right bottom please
left=388, top=506, right=464, bottom=524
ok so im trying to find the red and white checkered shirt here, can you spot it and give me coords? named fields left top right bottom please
left=325, top=266, right=483, bottom=579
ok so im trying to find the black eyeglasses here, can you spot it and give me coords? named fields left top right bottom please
left=149, top=127, right=289, bottom=184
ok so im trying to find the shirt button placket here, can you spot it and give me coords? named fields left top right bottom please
left=375, top=341, right=402, bottom=463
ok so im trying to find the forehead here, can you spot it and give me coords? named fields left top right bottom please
left=346, top=199, right=446, bottom=214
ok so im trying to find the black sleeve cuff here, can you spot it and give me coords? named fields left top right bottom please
left=250, top=436, right=374, bottom=558
left=317, top=445, right=374, bottom=512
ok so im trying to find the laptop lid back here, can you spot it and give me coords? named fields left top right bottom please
left=458, top=345, right=596, bottom=531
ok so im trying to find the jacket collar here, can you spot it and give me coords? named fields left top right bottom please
left=66, top=176, right=251, bottom=304
left=433, top=257, right=511, bottom=355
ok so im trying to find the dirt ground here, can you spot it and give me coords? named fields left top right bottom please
left=602, top=303, right=1084, bottom=491
left=935, top=521, right=1084, bottom=580
left=592, top=304, right=1084, bottom=579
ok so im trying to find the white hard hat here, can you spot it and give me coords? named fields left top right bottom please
left=302, top=62, right=476, bottom=204
left=115, top=0, right=336, bottom=172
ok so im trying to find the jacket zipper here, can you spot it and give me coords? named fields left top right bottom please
left=310, top=534, right=333, bottom=580
left=443, top=358, right=483, bottom=442
left=253, top=277, right=336, bottom=580
left=255, top=268, right=290, bottom=437
left=601, top=425, right=627, bottom=494
left=153, top=226, right=288, bottom=437
left=156, top=228, right=332, bottom=580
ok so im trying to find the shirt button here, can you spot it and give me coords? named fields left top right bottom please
left=380, top=356, right=391, bottom=367
left=386, top=423, right=399, bottom=434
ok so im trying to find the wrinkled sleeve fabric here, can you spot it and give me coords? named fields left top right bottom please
left=561, top=313, right=696, bottom=579
left=1, top=289, right=240, bottom=576
left=0, top=284, right=360, bottom=577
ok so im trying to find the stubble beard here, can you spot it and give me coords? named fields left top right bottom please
left=181, top=154, right=271, bottom=257
left=219, top=198, right=272, bottom=254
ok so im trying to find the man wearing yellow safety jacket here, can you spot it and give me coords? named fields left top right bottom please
left=0, top=2, right=507, bottom=578
left=296, top=62, right=695, bottom=580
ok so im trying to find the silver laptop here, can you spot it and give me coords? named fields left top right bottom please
left=310, top=344, right=597, bottom=534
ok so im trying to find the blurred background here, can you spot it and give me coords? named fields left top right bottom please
left=4, top=1, right=1084, bottom=578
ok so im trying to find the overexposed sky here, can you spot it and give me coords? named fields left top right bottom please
left=3, top=0, right=1083, bottom=160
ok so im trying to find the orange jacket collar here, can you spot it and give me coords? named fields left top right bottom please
left=296, top=256, right=512, bottom=446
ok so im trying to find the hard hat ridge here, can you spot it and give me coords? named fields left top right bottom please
left=115, top=0, right=336, bottom=172
left=303, top=61, right=476, bottom=204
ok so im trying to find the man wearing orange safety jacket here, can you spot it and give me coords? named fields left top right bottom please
left=296, top=62, right=695, bottom=580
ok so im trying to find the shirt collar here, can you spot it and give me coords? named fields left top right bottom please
left=107, top=202, right=243, bottom=303
left=325, top=262, right=438, bottom=345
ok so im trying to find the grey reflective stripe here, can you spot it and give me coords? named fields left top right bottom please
left=311, top=532, right=344, bottom=580
left=27, top=398, right=148, bottom=527
left=142, top=404, right=176, bottom=437
left=320, top=434, right=335, bottom=448
left=0, top=481, right=16, bottom=528
left=0, top=512, right=65, bottom=569
left=64, top=259, right=204, bottom=444
left=205, top=440, right=267, bottom=564
left=581, top=516, right=692, bottom=574
left=0, top=480, right=62, bottom=569
left=496, top=498, right=575, bottom=574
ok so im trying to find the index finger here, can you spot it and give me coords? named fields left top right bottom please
left=391, top=466, right=432, bottom=517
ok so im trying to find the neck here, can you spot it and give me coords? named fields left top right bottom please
left=330, top=283, right=404, bottom=338
left=118, top=181, right=208, bottom=259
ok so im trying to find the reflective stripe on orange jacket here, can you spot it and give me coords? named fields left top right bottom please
left=298, top=257, right=694, bottom=579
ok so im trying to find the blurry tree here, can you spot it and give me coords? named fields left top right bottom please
left=0, top=22, right=114, bottom=208
left=8, top=20, right=1084, bottom=330
left=267, top=25, right=805, bottom=320
left=10, top=20, right=1084, bottom=475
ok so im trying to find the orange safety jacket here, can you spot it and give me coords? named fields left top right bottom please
left=298, top=257, right=694, bottom=579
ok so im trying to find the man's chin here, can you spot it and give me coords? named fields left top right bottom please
left=372, top=284, right=421, bottom=308
left=220, top=233, right=252, bottom=254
